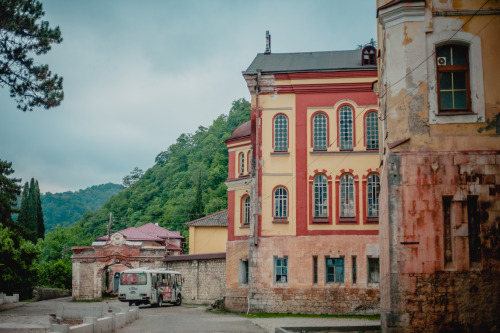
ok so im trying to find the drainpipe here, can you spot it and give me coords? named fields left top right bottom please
left=253, top=69, right=261, bottom=246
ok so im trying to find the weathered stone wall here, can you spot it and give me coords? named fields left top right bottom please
left=226, top=236, right=380, bottom=314
left=32, top=287, right=71, bottom=302
left=381, top=151, right=500, bottom=332
left=165, top=257, right=226, bottom=304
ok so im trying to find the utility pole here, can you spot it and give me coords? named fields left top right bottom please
left=107, top=212, right=113, bottom=241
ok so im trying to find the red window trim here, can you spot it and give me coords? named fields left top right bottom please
left=336, top=103, right=356, bottom=150
left=310, top=111, right=329, bottom=150
left=362, top=169, right=380, bottom=225
left=241, top=195, right=250, bottom=227
left=363, top=110, right=379, bottom=151
left=308, top=170, right=333, bottom=225
left=335, top=169, right=359, bottom=225
left=271, top=185, right=289, bottom=220
left=272, top=113, right=289, bottom=152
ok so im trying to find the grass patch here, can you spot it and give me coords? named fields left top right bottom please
left=70, top=296, right=116, bottom=303
left=21, top=299, right=33, bottom=303
left=206, top=308, right=379, bottom=320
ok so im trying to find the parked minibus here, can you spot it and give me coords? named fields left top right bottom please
left=118, top=268, right=182, bottom=307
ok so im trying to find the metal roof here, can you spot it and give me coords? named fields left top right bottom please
left=185, top=210, right=228, bottom=227
left=244, top=50, right=376, bottom=74
left=96, top=222, right=184, bottom=241
left=227, top=121, right=251, bottom=142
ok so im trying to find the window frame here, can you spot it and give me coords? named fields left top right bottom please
left=274, top=256, right=288, bottom=283
left=273, top=186, right=288, bottom=222
left=239, top=152, right=245, bottom=175
left=340, top=173, right=355, bottom=218
left=338, top=105, right=354, bottom=151
left=313, top=174, right=329, bottom=219
left=312, top=112, right=328, bottom=151
left=325, top=257, right=344, bottom=283
left=242, top=195, right=250, bottom=226
left=273, top=114, right=289, bottom=152
left=364, top=111, right=379, bottom=151
left=436, top=44, right=471, bottom=114
left=367, top=257, right=380, bottom=284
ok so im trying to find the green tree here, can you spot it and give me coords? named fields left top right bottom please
left=357, top=38, right=377, bottom=49
left=0, top=159, right=21, bottom=224
left=18, top=177, right=44, bottom=241
left=122, top=167, right=144, bottom=188
left=0, top=0, right=64, bottom=111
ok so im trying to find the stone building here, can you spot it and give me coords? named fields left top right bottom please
left=71, top=223, right=184, bottom=300
left=224, top=36, right=382, bottom=314
left=376, top=0, right=500, bottom=331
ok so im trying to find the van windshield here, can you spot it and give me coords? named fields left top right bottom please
left=120, top=273, right=147, bottom=285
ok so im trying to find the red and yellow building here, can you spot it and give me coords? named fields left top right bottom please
left=225, top=46, right=382, bottom=314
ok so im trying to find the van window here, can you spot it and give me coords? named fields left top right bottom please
left=120, top=273, right=147, bottom=285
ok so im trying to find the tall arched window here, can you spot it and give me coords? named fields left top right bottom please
left=273, top=187, right=288, bottom=218
left=243, top=196, right=250, bottom=225
left=340, top=174, right=355, bottom=217
left=339, top=106, right=353, bottom=151
left=239, top=152, right=245, bottom=175
left=313, top=113, right=327, bottom=150
left=274, top=114, right=288, bottom=152
left=313, top=174, right=328, bottom=217
left=367, top=174, right=380, bottom=218
left=436, top=44, right=470, bottom=112
left=365, top=112, right=379, bottom=150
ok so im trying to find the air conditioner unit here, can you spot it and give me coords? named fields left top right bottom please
left=437, top=57, right=447, bottom=66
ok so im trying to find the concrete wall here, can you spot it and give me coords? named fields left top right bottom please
left=33, top=287, right=71, bottom=302
left=0, top=293, right=19, bottom=305
left=164, top=257, right=226, bottom=304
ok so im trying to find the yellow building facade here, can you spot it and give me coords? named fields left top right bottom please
left=186, top=210, right=228, bottom=255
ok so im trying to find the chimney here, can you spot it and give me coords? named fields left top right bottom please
left=265, top=31, right=271, bottom=54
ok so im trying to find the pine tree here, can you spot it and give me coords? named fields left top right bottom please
left=18, top=178, right=44, bottom=241
left=35, top=180, right=44, bottom=239
left=0, top=159, right=21, bottom=224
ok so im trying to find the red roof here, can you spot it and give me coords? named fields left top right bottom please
left=97, top=223, right=184, bottom=242
left=226, top=121, right=251, bottom=142
left=166, top=244, right=183, bottom=251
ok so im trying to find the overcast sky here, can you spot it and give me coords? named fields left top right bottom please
left=0, top=0, right=377, bottom=194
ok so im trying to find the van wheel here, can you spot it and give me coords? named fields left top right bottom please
left=158, top=296, right=163, bottom=307
left=175, top=294, right=182, bottom=306
left=129, top=302, right=135, bottom=306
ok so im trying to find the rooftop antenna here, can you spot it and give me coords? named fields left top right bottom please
left=265, top=31, right=271, bottom=54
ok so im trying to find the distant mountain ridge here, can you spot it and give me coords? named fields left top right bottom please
left=41, top=183, right=124, bottom=231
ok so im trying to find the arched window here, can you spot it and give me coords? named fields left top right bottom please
left=274, top=114, right=288, bottom=152
left=243, top=196, right=250, bottom=225
left=367, top=174, right=380, bottom=218
left=339, top=106, right=353, bottom=150
left=239, top=152, right=245, bottom=175
left=365, top=112, right=379, bottom=150
left=436, top=44, right=469, bottom=112
left=313, top=113, right=327, bottom=150
left=340, top=174, right=355, bottom=217
left=313, top=174, right=328, bottom=217
left=362, top=45, right=376, bottom=66
left=273, top=187, right=288, bottom=218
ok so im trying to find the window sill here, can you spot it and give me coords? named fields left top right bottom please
left=437, top=111, right=476, bottom=116
left=338, top=218, right=357, bottom=224
left=312, top=217, right=329, bottom=223
left=272, top=218, right=289, bottom=223
left=271, top=151, right=290, bottom=156
left=365, top=217, right=379, bottom=224
left=240, top=224, right=250, bottom=229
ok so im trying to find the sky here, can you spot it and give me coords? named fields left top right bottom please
left=0, top=0, right=377, bottom=194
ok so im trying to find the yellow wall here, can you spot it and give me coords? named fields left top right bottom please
left=188, top=225, right=228, bottom=254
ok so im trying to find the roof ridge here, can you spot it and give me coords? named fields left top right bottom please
left=185, top=210, right=228, bottom=226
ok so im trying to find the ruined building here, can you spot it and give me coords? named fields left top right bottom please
left=224, top=34, right=382, bottom=314
left=376, top=0, right=500, bottom=331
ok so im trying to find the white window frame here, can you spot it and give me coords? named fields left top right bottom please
left=426, top=29, right=484, bottom=124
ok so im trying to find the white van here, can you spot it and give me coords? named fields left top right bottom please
left=118, top=268, right=182, bottom=307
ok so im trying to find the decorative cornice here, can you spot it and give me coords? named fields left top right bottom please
left=433, top=9, right=500, bottom=17
left=262, top=82, right=374, bottom=95
left=378, top=1, right=425, bottom=28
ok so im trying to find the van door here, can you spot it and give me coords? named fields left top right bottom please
left=151, top=274, right=157, bottom=304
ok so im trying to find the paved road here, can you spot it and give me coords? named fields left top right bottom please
left=116, top=304, right=265, bottom=333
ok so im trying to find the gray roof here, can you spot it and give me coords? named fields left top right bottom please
left=185, top=210, right=228, bottom=227
left=245, top=50, right=376, bottom=74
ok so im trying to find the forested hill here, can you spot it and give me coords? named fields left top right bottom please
left=41, top=183, right=124, bottom=231
left=73, top=98, right=250, bottom=241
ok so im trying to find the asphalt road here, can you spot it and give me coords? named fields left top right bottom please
left=116, top=304, right=265, bottom=333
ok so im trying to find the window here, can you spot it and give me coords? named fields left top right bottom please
left=274, top=114, right=288, bottom=152
left=467, top=196, right=481, bottom=264
left=365, top=112, right=379, bottom=150
left=362, top=45, right=376, bottom=66
left=368, top=258, right=380, bottom=283
left=274, top=256, right=288, bottom=283
left=367, top=174, right=380, bottom=218
left=239, top=152, right=245, bottom=175
left=273, top=187, right=288, bottom=218
left=340, top=174, right=355, bottom=218
left=339, top=106, right=353, bottom=150
left=326, top=258, right=344, bottom=283
left=436, top=44, right=469, bottom=113
left=313, top=174, right=328, bottom=218
left=443, top=196, right=453, bottom=265
left=239, top=260, right=249, bottom=285
left=313, top=257, right=318, bottom=284
left=352, top=257, right=357, bottom=284
left=313, top=113, right=327, bottom=150
left=243, top=196, right=250, bottom=225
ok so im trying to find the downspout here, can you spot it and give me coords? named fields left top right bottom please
left=253, top=69, right=261, bottom=246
